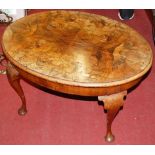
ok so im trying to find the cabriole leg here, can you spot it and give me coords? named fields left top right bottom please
left=6, top=61, right=27, bottom=116
left=98, top=91, right=127, bottom=142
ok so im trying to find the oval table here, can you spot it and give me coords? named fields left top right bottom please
left=2, top=10, right=153, bottom=142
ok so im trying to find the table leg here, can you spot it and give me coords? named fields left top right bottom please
left=98, top=91, right=127, bottom=142
left=6, top=61, right=27, bottom=116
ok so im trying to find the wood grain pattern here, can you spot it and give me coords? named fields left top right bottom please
left=1, top=10, right=153, bottom=142
left=6, top=62, right=27, bottom=115
left=2, top=10, right=153, bottom=88
left=98, top=91, right=127, bottom=142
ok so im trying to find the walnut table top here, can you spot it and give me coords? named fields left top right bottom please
left=2, top=10, right=153, bottom=142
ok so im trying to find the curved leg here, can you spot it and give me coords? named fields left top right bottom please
left=98, top=91, right=127, bottom=142
left=6, top=61, right=27, bottom=116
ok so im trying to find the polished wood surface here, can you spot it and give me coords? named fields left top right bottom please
left=2, top=10, right=153, bottom=142
left=2, top=10, right=152, bottom=88
left=98, top=91, right=127, bottom=142
left=6, top=61, right=27, bottom=115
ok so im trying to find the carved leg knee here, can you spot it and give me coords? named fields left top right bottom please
left=98, top=91, right=127, bottom=142
left=6, top=61, right=27, bottom=116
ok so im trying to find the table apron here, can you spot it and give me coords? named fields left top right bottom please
left=12, top=65, right=142, bottom=96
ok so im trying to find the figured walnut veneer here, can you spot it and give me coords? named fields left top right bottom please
left=2, top=11, right=152, bottom=92
left=2, top=10, right=153, bottom=142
